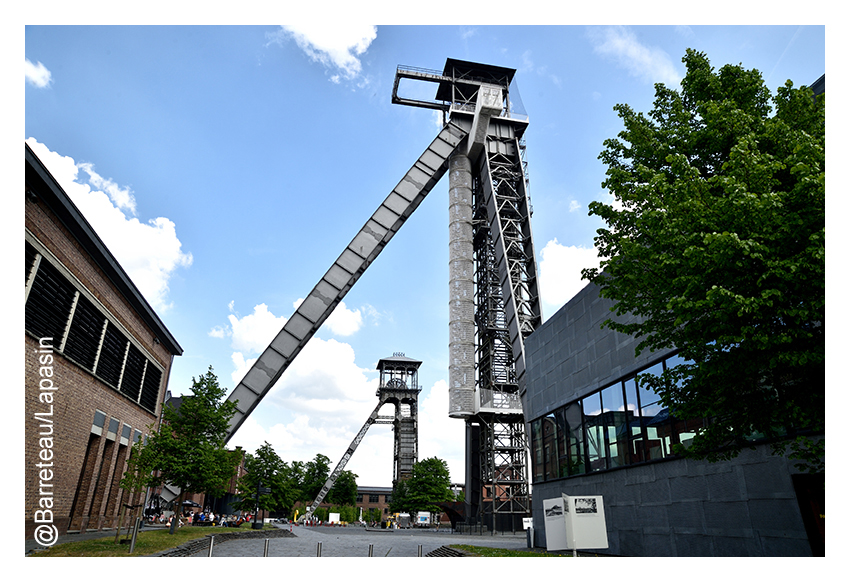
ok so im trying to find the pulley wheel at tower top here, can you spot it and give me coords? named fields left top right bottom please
left=387, top=378, right=407, bottom=389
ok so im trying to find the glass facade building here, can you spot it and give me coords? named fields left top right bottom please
left=523, top=281, right=822, bottom=556
left=530, top=353, right=705, bottom=483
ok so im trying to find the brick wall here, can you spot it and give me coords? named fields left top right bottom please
left=24, top=194, right=175, bottom=538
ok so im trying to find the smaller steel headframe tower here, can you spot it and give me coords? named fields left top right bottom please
left=304, top=353, right=422, bottom=518
left=376, top=353, right=422, bottom=486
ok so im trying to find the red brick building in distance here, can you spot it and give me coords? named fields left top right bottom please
left=25, top=144, right=182, bottom=539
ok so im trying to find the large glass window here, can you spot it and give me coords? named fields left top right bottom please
left=563, top=402, right=585, bottom=477
left=530, top=419, right=543, bottom=483
left=554, top=408, right=571, bottom=478
left=583, top=393, right=606, bottom=472
left=64, top=293, right=105, bottom=371
left=637, top=362, right=672, bottom=460
left=624, top=377, right=643, bottom=464
left=601, top=383, right=628, bottom=468
left=25, top=244, right=165, bottom=414
left=530, top=353, right=708, bottom=483
left=663, top=354, right=704, bottom=449
left=542, top=413, right=559, bottom=480
left=25, top=258, right=76, bottom=341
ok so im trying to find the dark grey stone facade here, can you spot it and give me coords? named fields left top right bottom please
left=524, top=281, right=816, bottom=556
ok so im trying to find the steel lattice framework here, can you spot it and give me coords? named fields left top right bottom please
left=210, top=59, right=540, bottom=532
left=469, top=123, right=539, bottom=531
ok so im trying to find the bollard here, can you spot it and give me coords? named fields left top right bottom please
left=264, top=538, right=270, bottom=557
left=208, top=535, right=215, bottom=557
left=368, top=543, right=373, bottom=557
left=128, top=517, right=141, bottom=554
left=317, top=541, right=322, bottom=557
left=418, top=544, right=423, bottom=557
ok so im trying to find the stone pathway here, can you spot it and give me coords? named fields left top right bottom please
left=173, top=525, right=529, bottom=557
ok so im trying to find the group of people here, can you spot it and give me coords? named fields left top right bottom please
left=146, top=510, right=255, bottom=528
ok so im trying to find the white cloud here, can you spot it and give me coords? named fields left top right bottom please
left=221, top=296, right=464, bottom=486
left=539, top=238, right=601, bottom=313
left=323, top=301, right=363, bottom=336
left=25, top=58, right=52, bottom=88
left=519, top=50, right=561, bottom=88
left=227, top=354, right=465, bottom=488
left=569, top=200, right=581, bottom=212
left=288, top=298, right=363, bottom=337
left=227, top=335, right=392, bottom=484
left=269, top=25, right=377, bottom=83
left=227, top=302, right=287, bottom=354
left=432, top=110, right=444, bottom=131
left=77, top=162, right=137, bottom=215
left=208, top=325, right=227, bottom=339
left=588, top=26, right=682, bottom=87
left=417, top=380, right=465, bottom=483
left=26, top=138, right=192, bottom=313
left=270, top=337, right=374, bottom=404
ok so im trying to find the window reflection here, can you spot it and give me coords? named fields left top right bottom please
left=601, top=383, right=628, bottom=468
left=564, top=402, right=585, bottom=476
left=638, top=362, right=672, bottom=460
left=554, top=408, right=570, bottom=478
left=583, top=393, right=606, bottom=472
left=530, top=352, right=711, bottom=482
left=543, top=413, right=558, bottom=480
left=531, top=419, right=543, bottom=483
left=663, top=355, right=704, bottom=450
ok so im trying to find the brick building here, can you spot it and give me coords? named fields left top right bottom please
left=25, top=144, right=182, bottom=538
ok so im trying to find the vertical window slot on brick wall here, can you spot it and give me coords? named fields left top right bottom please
left=58, top=291, right=80, bottom=353
left=139, top=364, right=162, bottom=413
left=25, top=241, right=41, bottom=301
left=64, top=294, right=107, bottom=372
left=95, top=323, right=127, bottom=389
left=120, top=344, right=146, bottom=402
left=25, top=256, right=77, bottom=341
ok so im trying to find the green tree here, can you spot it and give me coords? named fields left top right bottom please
left=301, top=453, right=331, bottom=504
left=233, top=442, right=299, bottom=517
left=390, top=457, right=454, bottom=515
left=117, top=437, right=157, bottom=543
left=126, top=367, right=241, bottom=533
left=326, top=469, right=358, bottom=506
left=583, top=49, right=824, bottom=471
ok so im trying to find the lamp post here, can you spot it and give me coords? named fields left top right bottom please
left=254, top=481, right=271, bottom=529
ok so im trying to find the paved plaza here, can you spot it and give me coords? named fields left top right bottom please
left=182, top=524, right=530, bottom=558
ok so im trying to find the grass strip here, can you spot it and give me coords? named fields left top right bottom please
left=448, top=544, right=571, bottom=557
left=28, top=523, right=276, bottom=557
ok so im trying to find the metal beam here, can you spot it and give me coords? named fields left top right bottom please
left=223, top=121, right=469, bottom=443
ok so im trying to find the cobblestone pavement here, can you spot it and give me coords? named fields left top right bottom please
left=182, top=525, right=531, bottom=558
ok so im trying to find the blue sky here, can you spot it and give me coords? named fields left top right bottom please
left=22, top=23, right=826, bottom=489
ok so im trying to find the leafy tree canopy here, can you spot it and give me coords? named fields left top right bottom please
left=583, top=49, right=824, bottom=470
left=301, top=453, right=331, bottom=504
left=390, top=457, right=454, bottom=515
left=327, top=469, right=358, bottom=506
left=124, top=367, right=241, bottom=532
left=233, top=441, right=299, bottom=515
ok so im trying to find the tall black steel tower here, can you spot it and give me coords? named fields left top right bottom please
left=216, top=59, right=540, bottom=532
left=394, top=59, right=541, bottom=531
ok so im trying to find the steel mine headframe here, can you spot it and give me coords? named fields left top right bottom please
left=221, top=59, right=540, bottom=532
left=304, top=354, right=422, bottom=518
left=395, top=59, right=540, bottom=532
